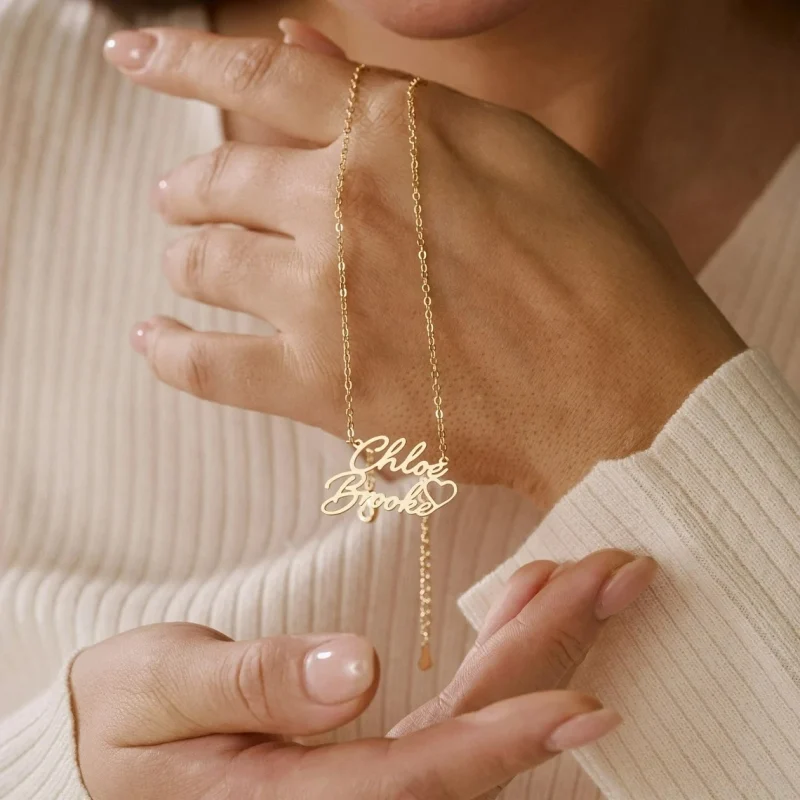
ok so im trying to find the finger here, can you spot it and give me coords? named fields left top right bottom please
left=72, top=623, right=379, bottom=744
left=162, top=228, right=304, bottom=322
left=155, top=143, right=324, bottom=235
left=386, top=692, right=620, bottom=800
left=103, top=29, right=354, bottom=144
left=242, top=692, right=620, bottom=800
left=130, top=316, right=302, bottom=415
left=278, top=18, right=347, bottom=59
left=468, top=551, right=656, bottom=707
left=475, top=559, right=558, bottom=646
left=455, top=550, right=657, bottom=712
left=392, top=550, right=656, bottom=736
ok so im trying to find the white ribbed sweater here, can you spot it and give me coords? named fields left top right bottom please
left=1, top=0, right=799, bottom=797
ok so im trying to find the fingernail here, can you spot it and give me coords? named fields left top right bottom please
left=104, top=31, right=157, bottom=71
left=545, top=708, right=622, bottom=752
left=278, top=19, right=301, bottom=47
left=304, top=635, right=375, bottom=704
left=130, top=320, right=152, bottom=355
left=277, top=18, right=346, bottom=58
left=595, top=556, right=658, bottom=620
left=151, top=177, right=169, bottom=212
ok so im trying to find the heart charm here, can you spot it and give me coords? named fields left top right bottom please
left=420, top=477, right=458, bottom=510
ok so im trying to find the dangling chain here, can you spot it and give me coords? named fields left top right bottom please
left=407, top=76, right=447, bottom=669
left=324, top=65, right=456, bottom=671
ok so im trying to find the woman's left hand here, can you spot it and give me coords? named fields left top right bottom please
left=106, top=28, right=744, bottom=508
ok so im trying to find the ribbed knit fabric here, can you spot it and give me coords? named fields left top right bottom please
left=461, top=350, right=800, bottom=800
left=0, top=0, right=799, bottom=797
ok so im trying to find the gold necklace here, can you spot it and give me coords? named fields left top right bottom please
left=321, top=65, right=457, bottom=671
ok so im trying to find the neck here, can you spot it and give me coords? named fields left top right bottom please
left=216, top=0, right=800, bottom=271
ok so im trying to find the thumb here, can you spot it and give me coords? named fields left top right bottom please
left=72, top=623, right=378, bottom=745
left=277, top=18, right=347, bottom=59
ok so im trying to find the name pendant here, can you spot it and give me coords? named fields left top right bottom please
left=321, top=435, right=458, bottom=520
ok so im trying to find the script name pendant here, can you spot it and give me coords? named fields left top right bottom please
left=321, top=435, right=458, bottom=519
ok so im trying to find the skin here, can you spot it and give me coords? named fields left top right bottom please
left=106, top=29, right=743, bottom=505
left=83, top=3, right=794, bottom=794
left=72, top=551, right=657, bottom=798
left=215, top=0, right=800, bottom=273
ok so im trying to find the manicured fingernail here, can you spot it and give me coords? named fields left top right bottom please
left=104, top=31, right=157, bottom=71
left=151, top=177, right=169, bottom=212
left=304, top=635, right=375, bottom=704
left=595, top=556, right=658, bottom=620
left=130, top=320, right=152, bottom=355
left=545, top=708, right=622, bottom=752
left=277, top=18, right=346, bottom=57
left=278, top=18, right=302, bottom=47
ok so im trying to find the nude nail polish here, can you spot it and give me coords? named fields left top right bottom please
left=303, top=635, right=375, bottom=704
left=545, top=708, right=622, bottom=752
left=595, top=556, right=658, bottom=620
left=104, top=31, right=157, bottom=71
left=130, top=320, right=152, bottom=355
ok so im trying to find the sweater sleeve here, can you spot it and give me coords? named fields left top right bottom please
left=460, top=349, right=800, bottom=800
left=0, top=661, right=90, bottom=800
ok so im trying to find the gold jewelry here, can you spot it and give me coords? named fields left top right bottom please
left=321, top=65, right=457, bottom=671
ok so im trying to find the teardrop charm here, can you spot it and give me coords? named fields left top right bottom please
left=418, top=643, right=433, bottom=671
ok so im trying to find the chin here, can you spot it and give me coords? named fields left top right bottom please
left=332, top=0, right=534, bottom=39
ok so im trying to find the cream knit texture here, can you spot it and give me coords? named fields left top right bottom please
left=460, top=350, right=800, bottom=799
left=1, top=0, right=799, bottom=796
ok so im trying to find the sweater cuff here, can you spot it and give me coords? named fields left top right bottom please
left=0, top=656, right=89, bottom=799
left=460, top=349, right=800, bottom=799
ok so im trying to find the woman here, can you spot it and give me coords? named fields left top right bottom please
left=1, top=0, right=799, bottom=798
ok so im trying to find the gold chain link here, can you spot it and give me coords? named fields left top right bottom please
left=334, top=64, right=364, bottom=448
left=407, top=77, right=449, bottom=465
left=407, top=76, right=447, bottom=669
left=334, top=66, right=448, bottom=670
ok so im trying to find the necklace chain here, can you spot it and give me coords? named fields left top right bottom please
left=407, top=76, right=449, bottom=465
left=407, top=76, right=444, bottom=665
left=334, top=64, right=363, bottom=448
left=333, top=65, right=448, bottom=669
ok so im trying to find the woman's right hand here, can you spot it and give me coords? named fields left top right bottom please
left=71, top=550, right=652, bottom=798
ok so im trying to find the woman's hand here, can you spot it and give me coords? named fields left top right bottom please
left=70, top=550, right=653, bottom=798
left=105, top=29, right=744, bottom=508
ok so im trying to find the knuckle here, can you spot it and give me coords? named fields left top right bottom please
left=297, top=337, right=341, bottom=427
left=199, top=142, right=235, bottom=204
left=160, top=35, right=203, bottom=77
left=301, top=236, right=338, bottom=292
left=367, top=78, right=409, bottom=133
left=223, top=40, right=279, bottom=95
left=182, top=337, right=214, bottom=397
left=225, top=640, right=285, bottom=727
left=429, top=686, right=458, bottom=720
left=543, top=627, right=591, bottom=675
left=170, top=230, right=210, bottom=298
left=347, top=162, right=393, bottom=218
left=137, top=621, right=228, bottom=646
